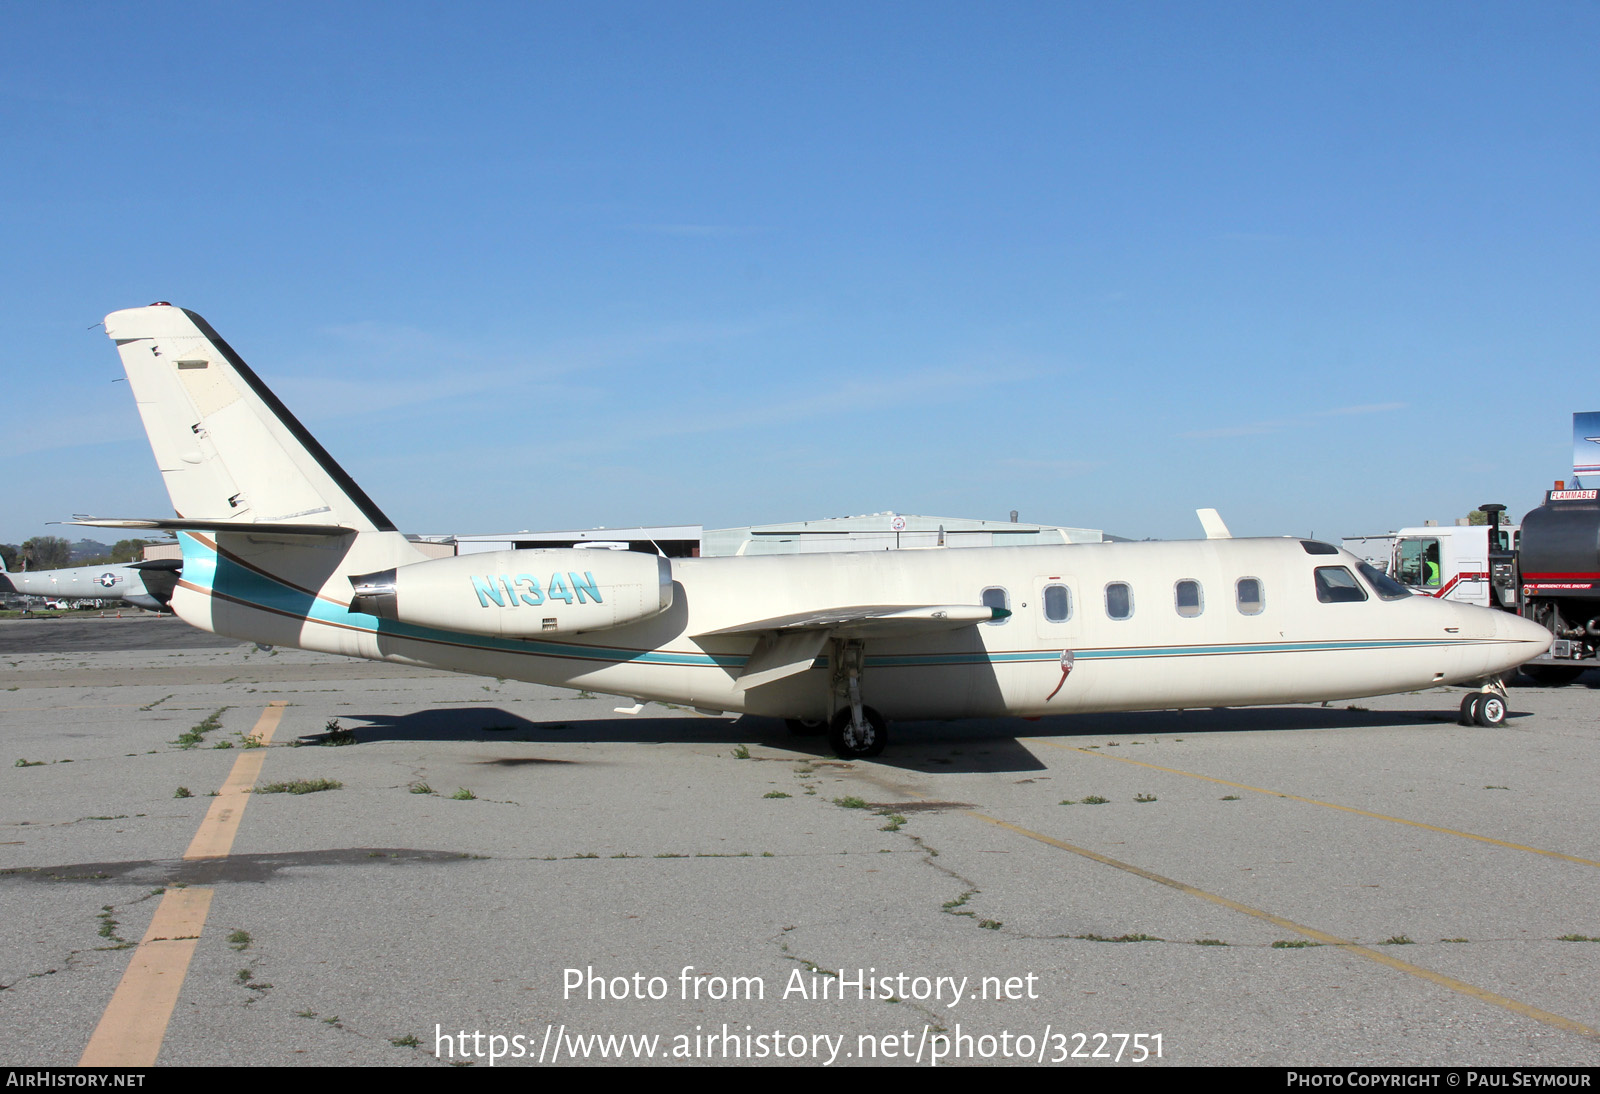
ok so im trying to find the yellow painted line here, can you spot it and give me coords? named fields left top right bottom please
left=184, top=701, right=286, bottom=861
left=969, top=811, right=1600, bottom=1041
left=78, top=886, right=215, bottom=1066
left=1025, top=737, right=1600, bottom=869
left=80, top=701, right=285, bottom=1065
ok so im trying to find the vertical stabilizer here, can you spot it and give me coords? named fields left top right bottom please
left=103, top=304, right=395, bottom=533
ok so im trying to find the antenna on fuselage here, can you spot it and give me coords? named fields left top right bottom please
left=1196, top=509, right=1233, bottom=539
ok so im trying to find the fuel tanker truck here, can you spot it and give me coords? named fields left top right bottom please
left=1488, top=488, right=1600, bottom=685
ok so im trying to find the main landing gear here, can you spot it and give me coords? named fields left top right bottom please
left=828, top=638, right=888, bottom=759
left=1459, top=682, right=1509, bottom=727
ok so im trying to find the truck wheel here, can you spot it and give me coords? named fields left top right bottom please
left=1474, top=695, right=1507, bottom=727
left=1521, top=665, right=1584, bottom=687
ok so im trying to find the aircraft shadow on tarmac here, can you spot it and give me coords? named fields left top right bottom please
left=0, top=848, right=473, bottom=890
left=312, top=702, right=1467, bottom=776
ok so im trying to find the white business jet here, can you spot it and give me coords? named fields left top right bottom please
left=73, top=304, right=1551, bottom=757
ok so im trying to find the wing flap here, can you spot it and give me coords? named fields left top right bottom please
left=735, top=630, right=832, bottom=690
left=712, top=604, right=1006, bottom=690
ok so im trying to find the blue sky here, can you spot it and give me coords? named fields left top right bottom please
left=4, top=2, right=1596, bottom=547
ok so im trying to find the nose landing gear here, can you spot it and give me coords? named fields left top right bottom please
left=1459, top=681, right=1509, bottom=727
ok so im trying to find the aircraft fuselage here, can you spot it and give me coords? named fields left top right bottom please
left=173, top=530, right=1548, bottom=724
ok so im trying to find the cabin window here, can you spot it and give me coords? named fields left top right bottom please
left=981, top=586, right=1009, bottom=624
left=1314, top=566, right=1368, bottom=604
left=1236, top=577, right=1265, bottom=615
left=1174, top=580, right=1203, bottom=618
left=1104, top=582, right=1133, bottom=620
left=1042, top=583, right=1071, bottom=623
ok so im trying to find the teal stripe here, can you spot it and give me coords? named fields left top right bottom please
left=868, top=638, right=1475, bottom=668
left=179, top=534, right=1496, bottom=675
left=181, top=533, right=743, bottom=669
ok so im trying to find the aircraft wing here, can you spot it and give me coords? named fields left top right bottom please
left=702, top=604, right=1007, bottom=637
left=699, top=604, right=1008, bottom=691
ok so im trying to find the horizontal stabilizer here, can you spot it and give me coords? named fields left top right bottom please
left=703, top=603, right=1008, bottom=639
left=67, top=517, right=355, bottom=537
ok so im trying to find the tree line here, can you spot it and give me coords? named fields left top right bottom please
left=1, top=537, right=162, bottom=571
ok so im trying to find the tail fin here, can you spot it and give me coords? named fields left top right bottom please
left=102, top=304, right=394, bottom=533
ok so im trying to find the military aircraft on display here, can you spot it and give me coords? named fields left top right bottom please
left=71, top=304, right=1552, bottom=757
left=0, top=555, right=177, bottom=613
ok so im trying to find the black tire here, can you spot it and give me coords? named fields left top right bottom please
left=1521, top=664, right=1584, bottom=687
left=784, top=717, right=825, bottom=737
left=1459, top=694, right=1482, bottom=726
left=1474, top=694, right=1507, bottom=727
left=828, top=707, right=887, bottom=759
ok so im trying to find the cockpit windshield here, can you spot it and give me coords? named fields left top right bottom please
left=1357, top=560, right=1412, bottom=601
left=1314, top=566, right=1368, bottom=603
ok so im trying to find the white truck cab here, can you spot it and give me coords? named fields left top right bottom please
left=1342, top=523, right=1519, bottom=608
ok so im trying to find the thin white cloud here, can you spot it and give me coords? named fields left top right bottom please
left=623, top=223, right=763, bottom=237
left=278, top=316, right=780, bottom=419
left=1181, top=421, right=1287, bottom=439
left=1321, top=402, right=1407, bottom=416
left=627, top=364, right=1041, bottom=442
left=1, top=411, right=143, bottom=457
left=1215, top=231, right=1298, bottom=244
left=996, top=457, right=1102, bottom=477
left=1184, top=401, right=1408, bottom=441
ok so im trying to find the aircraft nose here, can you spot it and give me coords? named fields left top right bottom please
left=1491, top=611, right=1554, bottom=671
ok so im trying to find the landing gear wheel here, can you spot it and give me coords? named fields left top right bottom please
left=1459, top=694, right=1482, bottom=726
left=785, top=717, right=825, bottom=737
left=1474, top=694, right=1507, bottom=727
left=828, top=707, right=887, bottom=759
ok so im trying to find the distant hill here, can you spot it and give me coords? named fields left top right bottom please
left=69, top=539, right=112, bottom=564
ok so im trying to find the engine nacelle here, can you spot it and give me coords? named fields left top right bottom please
left=348, top=549, right=673, bottom=637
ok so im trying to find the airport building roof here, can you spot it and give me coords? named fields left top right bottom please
left=421, top=513, right=1104, bottom=559
left=701, top=512, right=1102, bottom=556
left=454, top=526, right=703, bottom=558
